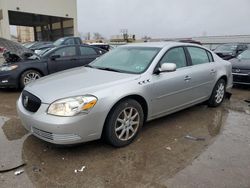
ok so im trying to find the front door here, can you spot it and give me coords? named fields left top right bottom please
left=150, top=47, right=195, bottom=118
left=48, top=46, right=78, bottom=73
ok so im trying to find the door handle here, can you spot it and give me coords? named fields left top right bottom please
left=210, top=69, right=216, bottom=74
left=184, top=76, right=191, bottom=81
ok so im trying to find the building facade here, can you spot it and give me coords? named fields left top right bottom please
left=0, top=0, right=77, bottom=41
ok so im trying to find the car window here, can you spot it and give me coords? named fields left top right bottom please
left=187, top=47, right=210, bottom=65
left=51, top=47, right=76, bottom=57
left=159, top=47, right=187, bottom=69
left=64, top=39, right=75, bottom=45
left=80, top=46, right=97, bottom=56
left=237, top=50, right=250, bottom=60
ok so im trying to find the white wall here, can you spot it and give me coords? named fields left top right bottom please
left=0, top=0, right=77, bottom=39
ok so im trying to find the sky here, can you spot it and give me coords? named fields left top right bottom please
left=77, top=0, right=250, bottom=39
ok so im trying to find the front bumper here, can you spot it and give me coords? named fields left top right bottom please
left=17, top=96, right=106, bottom=145
left=0, top=71, right=18, bottom=88
left=232, top=73, right=250, bottom=85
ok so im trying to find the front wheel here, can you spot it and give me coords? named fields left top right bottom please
left=20, top=70, right=41, bottom=88
left=208, top=79, right=226, bottom=107
left=104, top=99, right=144, bottom=147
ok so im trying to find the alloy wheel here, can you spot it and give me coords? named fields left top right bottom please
left=115, top=107, right=140, bottom=141
left=23, top=72, right=41, bottom=85
left=215, top=83, right=225, bottom=104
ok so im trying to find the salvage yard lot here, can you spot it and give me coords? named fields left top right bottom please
left=0, top=87, right=250, bottom=187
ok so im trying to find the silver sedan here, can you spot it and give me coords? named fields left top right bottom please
left=17, top=42, right=233, bottom=147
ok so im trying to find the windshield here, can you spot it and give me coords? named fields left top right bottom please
left=41, top=47, right=57, bottom=57
left=53, top=38, right=65, bottom=46
left=36, top=48, right=53, bottom=56
left=90, top=46, right=160, bottom=74
left=237, top=50, right=250, bottom=60
left=215, top=44, right=237, bottom=52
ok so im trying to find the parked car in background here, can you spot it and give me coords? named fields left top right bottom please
left=53, top=36, right=83, bottom=46
left=229, top=50, right=250, bottom=85
left=17, top=42, right=232, bottom=147
left=0, top=44, right=106, bottom=88
left=214, top=43, right=248, bottom=60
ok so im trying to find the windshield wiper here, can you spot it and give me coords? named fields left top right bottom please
left=95, top=67, right=121, bottom=72
left=84, top=64, right=93, bottom=68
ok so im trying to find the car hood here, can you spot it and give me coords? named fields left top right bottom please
left=229, top=58, right=250, bottom=69
left=0, top=37, right=33, bottom=63
left=25, top=67, right=140, bottom=103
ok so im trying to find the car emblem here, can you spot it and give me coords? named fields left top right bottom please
left=24, top=96, right=29, bottom=107
left=235, top=69, right=241, bottom=73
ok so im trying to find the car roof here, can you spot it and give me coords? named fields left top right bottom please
left=123, top=42, right=202, bottom=49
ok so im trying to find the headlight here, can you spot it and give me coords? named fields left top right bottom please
left=47, top=95, right=98, bottom=117
left=0, top=65, right=18, bottom=71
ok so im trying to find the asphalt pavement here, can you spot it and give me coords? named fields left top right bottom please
left=0, top=86, right=249, bottom=188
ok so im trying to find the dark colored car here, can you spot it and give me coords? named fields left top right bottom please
left=0, top=44, right=106, bottom=88
left=214, top=43, right=248, bottom=60
left=229, top=50, right=250, bottom=85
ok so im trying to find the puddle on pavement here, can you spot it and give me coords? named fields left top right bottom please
left=20, top=104, right=230, bottom=187
left=2, top=118, right=28, bottom=141
left=0, top=116, right=28, bottom=171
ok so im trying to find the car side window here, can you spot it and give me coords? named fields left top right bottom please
left=159, top=47, right=187, bottom=69
left=51, top=47, right=76, bottom=57
left=187, top=47, right=210, bottom=65
left=80, top=46, right=98, bottom=56
left=64, top=39, right=75, bottom=45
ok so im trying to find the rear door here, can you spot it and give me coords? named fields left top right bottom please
left=47, top=46, right=78, bottom=73
left=185, top=46, right=216, bottom=100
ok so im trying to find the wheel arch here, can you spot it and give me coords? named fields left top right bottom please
left=101, top=94, right=149, bottom=137
left=218, top=75, right=227, bottom=85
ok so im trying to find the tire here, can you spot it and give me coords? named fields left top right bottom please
left=208, top=79, right=226, bottom=107
left=104, top=99, right=144, bottom=147
left=20, top=70, right=42, bottom=88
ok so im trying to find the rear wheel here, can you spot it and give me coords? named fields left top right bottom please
left=20, top=70, right=41, bottom=88
left=104, top=99, right=144, bottom=147
left=208, top=79, right=226, bottom=107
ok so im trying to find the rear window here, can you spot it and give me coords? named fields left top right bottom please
left=80, top=46, right=98, bottom=56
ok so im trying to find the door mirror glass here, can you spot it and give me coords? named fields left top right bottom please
left=160, top=63, right=177, bottom=72
left=50, top=54, right=61, bottom=61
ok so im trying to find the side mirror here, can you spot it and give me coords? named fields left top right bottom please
left=156, top=63, right=176, bottom=74
left=155, top=63, right=177, bottom=74
left=50, top=54, right=61, bottom=61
